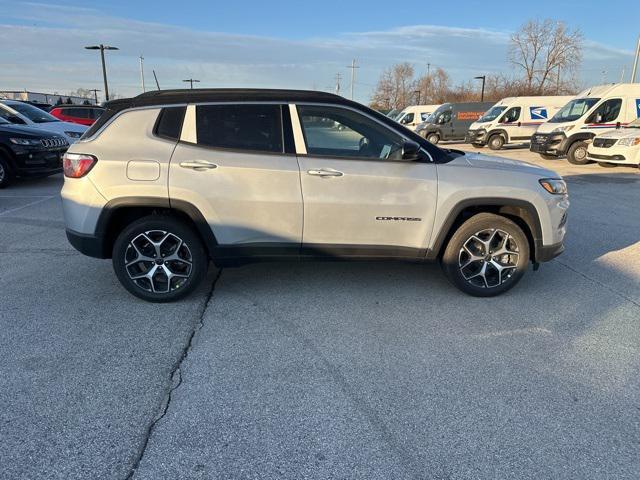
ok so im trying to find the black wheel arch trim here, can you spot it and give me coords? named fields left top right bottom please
left=88, top=196, right=218, bottom=259
left=427, top=197, right=545, bottom=262
left=488, top=129, right=508, bottom=142
left=560, top=132, right=595, bottom=154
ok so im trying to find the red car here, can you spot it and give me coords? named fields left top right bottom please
left=49, top=105, right=105, bottom=126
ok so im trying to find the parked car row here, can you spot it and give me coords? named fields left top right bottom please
left=394, top=83, right=640, bottom=167
left=0, top=100, right=99, bottom=187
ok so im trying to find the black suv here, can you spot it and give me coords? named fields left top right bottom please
left=0, top=117, right=68, bottom=187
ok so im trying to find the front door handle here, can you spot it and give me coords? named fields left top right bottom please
left=179, top=160, right=218, bottom=170
left=307, top=168, right=343, bottom=177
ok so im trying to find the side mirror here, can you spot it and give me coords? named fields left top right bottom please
left=616, top=121, right=621, bottom=129
left=402, top=140, right=421, bottom=161
left=7, top=115, right=26, bottom=124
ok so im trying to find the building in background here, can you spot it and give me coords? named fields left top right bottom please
left=0, top=90, right=96, bottom=106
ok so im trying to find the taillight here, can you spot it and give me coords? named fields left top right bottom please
left=63, top=153, right=97, bottom=178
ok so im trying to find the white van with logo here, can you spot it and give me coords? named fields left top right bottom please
left=396, top=104, right=441, bottom=130
left=530, top=84, right=640, bottom=164
left=467, top=96, right=572, bottom=150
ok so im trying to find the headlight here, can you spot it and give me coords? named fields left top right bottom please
left=64, top=131, right=83, bottom=138
left=539, top=178, right=568, bottom=195
left=617, top=136, right=640, bottom=146
left=9, top=138, right=40, bottom=146
left=551, top=125, right=574, bottom=133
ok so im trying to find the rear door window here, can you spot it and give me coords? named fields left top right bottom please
left=195, top=104, right=283, bottom=153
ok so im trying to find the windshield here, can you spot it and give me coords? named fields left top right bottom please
left=477, top=106, right=507, bottom=122
left=8, top=102, right=60, bottom=123
left=386, top=109, right=400, bottom=120
left=549, top=98, right=600, bottom=123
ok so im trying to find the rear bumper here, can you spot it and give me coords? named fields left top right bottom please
left=66, top=229, right=109, bottom=259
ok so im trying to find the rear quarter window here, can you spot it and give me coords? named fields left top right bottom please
left=154, top=106, right=186, bottom=140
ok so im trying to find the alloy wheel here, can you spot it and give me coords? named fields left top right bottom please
left=124, top=230, right=193, bottom=293
left=458, top=228, right=520, bottom=288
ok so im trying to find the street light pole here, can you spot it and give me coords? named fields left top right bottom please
left=85, top=44, right=119, bottom=102
left=474, top=75, right=486, bottom=102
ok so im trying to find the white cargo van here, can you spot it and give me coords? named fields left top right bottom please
left=467, top=96, right=572, bottom=150
left=396, top=104, right=441, bottom=130
left=530, top=84, right=640, bottom=164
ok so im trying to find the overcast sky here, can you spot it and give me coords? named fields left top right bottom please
left=1, top=1, right=637, bottom=103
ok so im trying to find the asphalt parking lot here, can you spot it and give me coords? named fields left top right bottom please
left=1, top=146, right=639, bottom=479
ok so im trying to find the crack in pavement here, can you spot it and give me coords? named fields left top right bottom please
left=124, top=268, right=223, bottom=480
left=556, top=259, right=640, bottom=309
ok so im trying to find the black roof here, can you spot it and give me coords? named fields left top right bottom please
left=105, top=88, right=350, bottom=111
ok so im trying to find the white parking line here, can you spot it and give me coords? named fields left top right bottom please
left=0, top=196, right=56, bottom=217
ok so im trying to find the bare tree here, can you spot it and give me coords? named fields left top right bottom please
left=371, top=63, right=416, bottom=110
left=415, top=68, right=451, bottom=104
left=509, top=19, right=583, bottom=94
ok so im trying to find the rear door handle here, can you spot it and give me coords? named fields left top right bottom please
left=307, top=168, right=343, bottom=177
left=179, top=160, right=217, bottom=170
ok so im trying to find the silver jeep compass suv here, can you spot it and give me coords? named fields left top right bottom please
left=61, top=89, right=568, bottom=302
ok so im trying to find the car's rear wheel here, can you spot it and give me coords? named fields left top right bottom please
left=0, top=154, right=14, bottom=188
left=112, top=215, right=208, bottom=302
left=567, top=141, right=590, bottom=165
left=488, top=134, right=505, bottom=150
left=441, top=213, right=529, bottom=297
left=426, top=133, right=440, bottom=145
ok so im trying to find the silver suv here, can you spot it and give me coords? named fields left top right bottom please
left=61, top=89, right=569, bottom=302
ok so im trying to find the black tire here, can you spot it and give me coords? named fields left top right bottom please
left=0, top=154, right=14, bottom=188
left=426, top=133, right=440, bottom=145
left=597, top=161, right=617, bottom=168
left=567, top=141, right=590, bottom=165
left=538, top=153, right=558, bottom=160
left=112, top=215, right=208, bottom=302
left=441, top=213, right=530, bottom=297
left=488, top=134, right=505, bottom=150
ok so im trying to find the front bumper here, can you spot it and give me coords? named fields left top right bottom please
left=535, top=241, right=565, bottom=262
left=587, top=145, right=639, bottom=165
left=529, top=132, right=568, bottom=156
left=14, top=147, right=66, bottom=177
left=466, top=129, right=488, bottom=145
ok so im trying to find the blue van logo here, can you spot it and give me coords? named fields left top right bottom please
left=636, top=99, right=640, bottom=118
left=530, top=107, right=548, bottom=120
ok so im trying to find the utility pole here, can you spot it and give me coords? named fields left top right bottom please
left=346, top=59, right=359, bottom=100
left=182, top=78, right=200, bottom=89
left=139, top=55, right=146, bottom=93
left=335, top=73, right=342, bottom=95
left=84, top=44, right=119, bottom=101
left=631, top=35, right=640, bottom=83
left=89, top=89, right=101, bottom=105
left=620, top=66, right=626, bottom=83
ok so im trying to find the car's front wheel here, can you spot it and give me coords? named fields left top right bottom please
left=441, top=213, right=530, bottom=297
left=112, top=215, right=208, bottom=302
left=567, top=141, right=590, bottom=165
left=426, top=133, right=440, bottom=145
left=0, top=155, right=14, bottom=188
